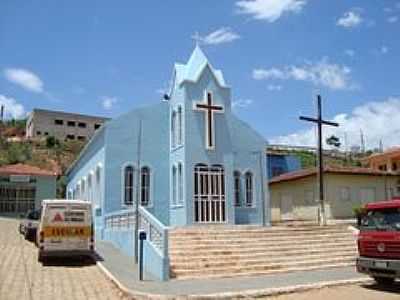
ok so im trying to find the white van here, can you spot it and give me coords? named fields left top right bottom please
left=37, top=200, right=94, bottom=262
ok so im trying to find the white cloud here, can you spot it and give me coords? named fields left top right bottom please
left=387, top=16, right=399, bottom=23
left=381, top=46, right=389, bottom=54
left=253, top=58, right=353, bottom=90
left=337, top=10, right=363, bottom=28
left=236, top=0, right=306, bottom=22
left=267, top=84, right=282, bottom=91
left=344, top=49, right=355, bottom=57
left=4, top=68, right=44, bottom=93
left=198, top=28, right=240, bottom=45
left=101, top=96, right=117, bottom=110
left=270, top=97, right=400, bottom=150
left=0, top=95, right=25, bottom=119
left=232, top=99, right=253, bottom=109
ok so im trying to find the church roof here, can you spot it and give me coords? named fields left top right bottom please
left=174, top=46, right=228, bottom=88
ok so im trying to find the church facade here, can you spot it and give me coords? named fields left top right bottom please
left=66, top=48, right=270, bottom=272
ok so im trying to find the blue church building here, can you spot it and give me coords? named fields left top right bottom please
left=66, top=47, right=270, bottom=279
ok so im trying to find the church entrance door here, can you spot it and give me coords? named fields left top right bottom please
left=194, top=164, right=226, bottom=223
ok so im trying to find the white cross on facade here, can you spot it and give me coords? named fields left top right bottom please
left=193, top=91, right=224, bottom=150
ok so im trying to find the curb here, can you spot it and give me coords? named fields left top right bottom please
left=97, top=261, right=371, bottom=300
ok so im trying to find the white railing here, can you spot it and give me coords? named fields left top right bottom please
left=104, top=209, right=136, bottom=229
left=138, top=206, right=169, bottom=258
left=104, top=207, right=169, bottom=258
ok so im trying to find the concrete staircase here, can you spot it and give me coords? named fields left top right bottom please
left=169, top=224, right=357, bottom=280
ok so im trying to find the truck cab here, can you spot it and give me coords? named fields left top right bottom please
left=356, top=198, right=400, bottom=285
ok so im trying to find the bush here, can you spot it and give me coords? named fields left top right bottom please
left=46, top=136, right=60, bottom=148
left=6, top=142, right=32, bottom=164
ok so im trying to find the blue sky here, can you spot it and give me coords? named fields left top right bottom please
left=1, top=0, right=399, bottom=150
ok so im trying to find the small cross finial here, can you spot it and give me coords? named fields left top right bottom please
left=191, top=31, right=202, bottom=47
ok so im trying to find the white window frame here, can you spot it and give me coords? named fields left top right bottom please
left=178, top=162, right=184, bottom=205
left=245, top=171, right=254, bottom=207
left=234, top=171, right=241, bottom=207
left=140, top=166, right=152, bottom=207
left=121, top=163, right=135, bottom=207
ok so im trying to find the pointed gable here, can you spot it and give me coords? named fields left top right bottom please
left=172, top=46, right=228, bottom=89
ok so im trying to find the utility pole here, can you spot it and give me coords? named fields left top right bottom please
left=360, top=129, right=365, bottom=153
left=134, top=119, right=143, bottom=263
left=300, top=95, right=339, bottom=226
left=0, top=105, right=4, bottom=122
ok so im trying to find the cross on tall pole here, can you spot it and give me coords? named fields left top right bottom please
left=300, top=95, right=339, bottom=226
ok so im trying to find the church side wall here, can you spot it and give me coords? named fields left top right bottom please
left=103, top=103, right=171, bottom=225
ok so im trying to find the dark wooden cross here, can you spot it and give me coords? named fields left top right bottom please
left=194, top=91, right=224, bottom=149
left=300, top=95, right=339, bottom=226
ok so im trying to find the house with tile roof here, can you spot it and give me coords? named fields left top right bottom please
left=269, top=166, right=400, bottom=222
left=0, top=164, right=57, bottom=214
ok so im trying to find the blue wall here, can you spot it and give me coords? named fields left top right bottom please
left=267, top=153, right=301, bottom=178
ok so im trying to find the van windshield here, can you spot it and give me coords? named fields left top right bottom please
left=360, top=208, right=400, bottom=231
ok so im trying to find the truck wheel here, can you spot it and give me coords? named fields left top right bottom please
left=373, top=276, right=395, bottom=285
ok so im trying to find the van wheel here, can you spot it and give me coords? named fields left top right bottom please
left=374, top=276, right=395, bottom=285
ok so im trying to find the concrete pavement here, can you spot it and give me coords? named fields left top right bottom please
left=0, top=218, right=123, bottom=300
left=96, top=239, right=371, bottom=299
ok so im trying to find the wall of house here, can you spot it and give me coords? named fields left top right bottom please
left=269, top=174, right=400, bottom=222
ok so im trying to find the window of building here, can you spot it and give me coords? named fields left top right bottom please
left=77, top=136, right=86, bottom=141
left=178, top=163, right=183, bottom=204
left=66, top=134, right=75, bottom=140
left=393, top=162, right=398, bottom=171
left=124, top=166, right=134, bottom=206
left=44, top=132, right=49, bottom=136
left=54, top=119, right=64, bottom=125
left=81, top=179, right=86, bottom=200
left=94, top=124, right=101, bottom=130
left=177, top=106, right=183, bottom=145
left=172, top=165, right=177, bottom=205
left=245, top=172, right=253, bottom=207
left=78, top=122, right=86, bottom=128
left=141, top=167, right=150, bottom=206
left=36, top=131, right=41, bottom=135
left=339, top=187, right=351, bottom=201
left=304, top=190, right=315, bottom=205
left=171, top=111, right=177, bottom=148
left=67, top=121, right=76, bottom=127
left=234, top=171, right=241, bottom=207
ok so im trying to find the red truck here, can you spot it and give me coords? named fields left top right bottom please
left=356, top=198, right=400, bottom=285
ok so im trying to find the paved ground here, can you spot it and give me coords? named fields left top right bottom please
left=269, top=282, right=400, bottom=300
left=0, top=218, right=122, bottom=300
left=97, top=238, right=370, bottom=297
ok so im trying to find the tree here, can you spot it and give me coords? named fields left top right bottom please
left=46, top=136, right=60, bottom=148
left=326, top=135, right=341, bottom=149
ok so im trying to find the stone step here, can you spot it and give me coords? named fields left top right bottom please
left=169, top=237, right=356, bottom=251
left=169, top=246, right=357, bottom=263
left=170, top=232, right=354, bottom=244
left=170, top=257, right=355, bottom=279
left=170, top=226, right=351, bottom=236
left=170, top=251, right=357, bottom=269
left=169, top=230, right=353, bottom=241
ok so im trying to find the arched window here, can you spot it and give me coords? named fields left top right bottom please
left=87, top=174, right=92, bottom=203
left=171, top=110, right=177, bottom=148
left=178, top=163, right=183, bottom=204
left=124, top=166, right=134, bottom=205
left=234, top=171, right=241, bottom=207
left=172, top=165, right=177, bottom=205
left=81, top=179, right=86, bottom=200
left=177, top=106, right=183, bottom=145
left=245, top=172, right=253, bottom=207
left=141, top=166, right=150, bottom=206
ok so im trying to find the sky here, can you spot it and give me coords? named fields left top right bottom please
left=0, top=0, right=399, bottom=151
